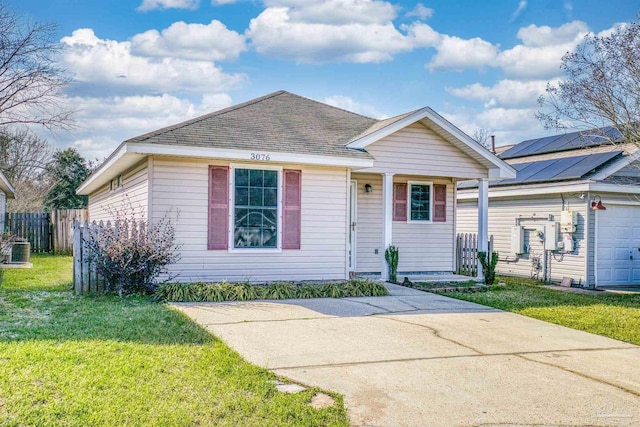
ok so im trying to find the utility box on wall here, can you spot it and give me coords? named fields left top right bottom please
left=560, top=210, right=578, bottom=233
left=511, top=225, right=524, bottom=255
left=544, top=221, right=560, bottom=251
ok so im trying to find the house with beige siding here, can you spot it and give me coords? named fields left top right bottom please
left=457, top=128, right=640, bottom=288
left=77, top=91, right=514, bottom=283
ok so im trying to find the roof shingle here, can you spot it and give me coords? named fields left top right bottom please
left=127, top=91, right=379, bottom=159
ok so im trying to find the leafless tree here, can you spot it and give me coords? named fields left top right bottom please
left=0, top=4, right=73, bottom=130
left=0, top=127, right=54, bottom=212
left=537, top=17, right=640, bottom=145
left=472, top=128, right=493, bottom=149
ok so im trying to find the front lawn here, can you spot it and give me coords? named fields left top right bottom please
left=446, top=276, right=640, bottom=346
left=0, top=254, right=348, bottom=426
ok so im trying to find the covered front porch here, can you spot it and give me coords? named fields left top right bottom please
left=348, top=172, right=490, bottom=282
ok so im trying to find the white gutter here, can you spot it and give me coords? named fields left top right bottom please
left=77, top=142, right=375, bottom=195
left=458, top=181, right=640, bottom=200
left=0, top=171, right=15, bottom=199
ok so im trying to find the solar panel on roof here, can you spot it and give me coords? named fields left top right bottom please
left=552, top=150, right=622, bottom=180
left=498, top=138, right=540, bottom=159
left=492, top=150, right=623, bottom=187
left=499, top=126, right=622, bottom=159
left=524, top=157, right=582, bottom=181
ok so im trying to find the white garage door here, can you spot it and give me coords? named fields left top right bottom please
left=596, top=205, right=640, bottom=286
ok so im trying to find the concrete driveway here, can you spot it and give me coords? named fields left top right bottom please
left=173, top=284, right=640, bottom=427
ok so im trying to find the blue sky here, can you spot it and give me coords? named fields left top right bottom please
left=14, top=0, right=638, bottom=159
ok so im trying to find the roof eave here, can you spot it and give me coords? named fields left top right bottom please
left=0, top=171, right=15, bottom=198
left=77, top=142, right=375, bottom=196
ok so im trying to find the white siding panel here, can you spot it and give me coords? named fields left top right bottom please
left=88, top=161, right=148, bottom=222
left=360, top=123, right=488, bottom=179
left=152, top=158, right=348, bottom=282
left=457, top=194, right=588, bottom=285
left=352, top=173, right=455, bottom=273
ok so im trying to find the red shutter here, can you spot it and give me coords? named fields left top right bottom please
left=393, top=183, right=407, bottom=221
left=283, top=169, right=301, bottom=249
left=208, top=166, right=229, bottom=250
left=433, top=184, right=446, bottom=222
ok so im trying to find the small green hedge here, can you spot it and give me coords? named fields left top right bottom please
left=155, top=279, right=388, bottom=302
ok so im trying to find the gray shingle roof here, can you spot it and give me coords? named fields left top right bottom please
left=127, top=91, right=379, bottom=159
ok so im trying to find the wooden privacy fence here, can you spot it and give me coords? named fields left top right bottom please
left=455, top=233, right=494, bottom=277
left=52, top=209, right=89, bottom=254
left=73, top=220, right=105, bottom=294
left=6, top=209, right=88, bottom=253
left=5, top=212, right=52, bottom=252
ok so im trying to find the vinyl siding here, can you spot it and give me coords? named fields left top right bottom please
left=360, top=123, right=488, bottom=179
left=151, top=157, right=348, bottom=282
left=88, top=160, right=148, bottom=222
left=352, top=173, right=455, bottom=273
left=457, top=193, right=588, bottom=285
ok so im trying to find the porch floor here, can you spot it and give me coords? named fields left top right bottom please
left=357, top=272, right=476, bottom=283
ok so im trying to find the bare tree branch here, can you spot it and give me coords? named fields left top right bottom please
left=537, top=17, right=640, bottom=145
left=0, top=4, right=74, bottom=130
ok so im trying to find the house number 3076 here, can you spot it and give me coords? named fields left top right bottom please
left=250, top=153, right=271, bottom=161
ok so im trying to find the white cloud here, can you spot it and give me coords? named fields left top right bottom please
left=130, top=20, right=246, bottom=62
left=137, top=0, right=199, bottom=11
left=443, top=107, right=545, bottom=148
left=60, top=29, right=246, bottom=95
left=427, top=35, right=498, bottom=71
left=263, top=0, right=397, bottom=25
left=516, top=21, right=587, bottom=48
left=405, top=3, right=434, bottom=19
left=404, top=22, right=440, bottom=47
left=56, top=93, right=233, bottom=160
left=323, top=95, right=386, bottom=118
left=509, top=0, right=527, bottom=23
left=247, top=6, right=413, bottom=63
left=447, top=79, right=552, bottom=108
left=496, top=21, right=588, bottom=79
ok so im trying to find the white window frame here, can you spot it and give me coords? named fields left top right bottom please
left=228, top=163, right=283, bottom=253
left=407, top=180, right=433, bottom=223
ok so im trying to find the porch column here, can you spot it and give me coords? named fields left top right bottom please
left=381, top=172, right=394, bottom=281
left=477, top=178, right=489, bottom=281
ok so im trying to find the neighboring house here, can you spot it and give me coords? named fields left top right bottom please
left=77, top=91, right=514, bottom=283
left=457, top=128, right=640, bottom=288
left=0, top=170, right=15, bottom=231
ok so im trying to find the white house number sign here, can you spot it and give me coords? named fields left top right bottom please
left=250, top=153, right=271, bottom=161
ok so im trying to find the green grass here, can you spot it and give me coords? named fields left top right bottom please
left=1, top=254, right=73, bottom=291
left=446, top=276, right=640, bottom=346
left=0, top=254, right=348, bottom=426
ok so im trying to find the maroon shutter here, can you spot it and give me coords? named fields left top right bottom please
left=208, top=166, right=229, bottom=250
left=433, top=184, right=446, bottom=222
left=283, top=169, right=302, bottom=249
left=393, top=183, right=407, bottom=221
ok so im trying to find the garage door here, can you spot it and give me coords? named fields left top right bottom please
left=596, top=205, right=640, bottom=286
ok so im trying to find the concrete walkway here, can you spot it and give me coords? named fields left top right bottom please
left=173, top=284, right=640, bottom=427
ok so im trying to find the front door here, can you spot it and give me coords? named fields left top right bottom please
left=349, top=180, right=357, bottom=272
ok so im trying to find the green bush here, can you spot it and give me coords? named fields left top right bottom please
left=155, top=279, right=389, bottom=302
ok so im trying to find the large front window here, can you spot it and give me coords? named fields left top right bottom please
left=409, top=182, right=432, bottom=222
left=234, top=168, right=278, bottom=248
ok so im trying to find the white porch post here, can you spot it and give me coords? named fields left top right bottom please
left=381, top=173, right=394, bottom=281
left=477, top=178, right=489, bottom=281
